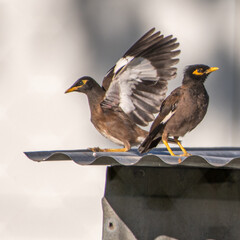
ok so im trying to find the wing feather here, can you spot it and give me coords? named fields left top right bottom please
left=101, top=28, right=180, bottom=126
left=149, top=87, right=182, bottom=131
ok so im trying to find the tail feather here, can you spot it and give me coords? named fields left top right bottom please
left=138, top=123, right=165, bottom=153
left=139, top=136, right=162, bottom=153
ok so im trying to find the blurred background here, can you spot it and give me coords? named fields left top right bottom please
left=0, top=0, right=239, bottom=239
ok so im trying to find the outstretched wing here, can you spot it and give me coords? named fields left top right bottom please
left=101, top=28, right=180, bottom=126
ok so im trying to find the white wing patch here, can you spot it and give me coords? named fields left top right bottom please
left=103, top=57, right=159, bottom=116
left=114, top=56, right=134, bottom=74
left=118, top=57, right=158, bottom=114
left=119, top=80, right=136, bottom=113
left=161, top=110, right=176, bottom=124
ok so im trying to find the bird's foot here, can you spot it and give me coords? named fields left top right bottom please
left=170, top=152, right=192, bottom=157
left=179, top=152, right=192, bottom=157
left=88, top=147, right=103, bottom=152
left=88, top=147, right=129, bottom=152
left=171, top=138, right=191, bottom=157
left=169, top=152, right=191, bottom=163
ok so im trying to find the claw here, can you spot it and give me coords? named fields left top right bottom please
left=88, top=147, right=129, bottom=152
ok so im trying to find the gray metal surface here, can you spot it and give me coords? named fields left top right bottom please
left=104, top=165, right=240, bottom=240
left=24, top=148, right=240, bottom=239
left=102, top=197, right=137, bottom=240
left=24, top=147, right=240, bottom=169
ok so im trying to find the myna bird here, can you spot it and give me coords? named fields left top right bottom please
left=138, top=64, right=219, bottom=156
left=65, top=28, right=180, bottom=152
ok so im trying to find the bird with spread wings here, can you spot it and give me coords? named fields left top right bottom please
left=65, top=28, right=180, bottom=152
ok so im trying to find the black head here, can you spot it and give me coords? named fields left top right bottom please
left=65, top=76, right=95, bottom=94
left=183, top=64, right=219, bottom=84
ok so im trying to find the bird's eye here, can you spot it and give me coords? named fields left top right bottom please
left=193, top=68, right=204, bottom=76
left=80, top=79, right=88, bottom=86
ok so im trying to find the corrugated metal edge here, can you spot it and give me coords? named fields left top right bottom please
left=24, top=148, right=240, bottom=169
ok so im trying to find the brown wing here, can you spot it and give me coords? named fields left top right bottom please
left=138, top=87, right=182, bottom=153
left=102, top=28, right=162, bottom=91
left=150, top=87, right=182, bottom=131
left=101, top=28, right=180, bottom=126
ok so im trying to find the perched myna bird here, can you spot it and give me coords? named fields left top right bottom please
left=138, top=64, right=219, bottom=156
left=65, top=28, right=180, bottom=152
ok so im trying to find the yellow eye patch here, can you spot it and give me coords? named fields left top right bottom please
left=82, top=80, right=88, bottom=85
left=74, top=79, right=88, bottom=89
left=193, top=68, right=204, bottom=76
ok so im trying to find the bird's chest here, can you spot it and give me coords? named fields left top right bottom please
left=167, top=88, right=209, bottom=136
left=90, top=107, right=125, bottom=145
left=182, top=89, right=209, bottom=116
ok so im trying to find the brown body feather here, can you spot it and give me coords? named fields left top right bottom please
left=65, top=28, right=181, bottom=151
left=139, top=64, right=218, bottom=155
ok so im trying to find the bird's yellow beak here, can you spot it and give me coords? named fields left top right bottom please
left=65, top=86, right=79, bottom=93
left=65, top=80, right=88, bottom=93
left=205, top=67, right=219, bottom=74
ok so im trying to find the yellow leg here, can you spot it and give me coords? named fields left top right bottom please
left=89, top=147, right=129, bottom=152
left=162, top=139, right=191, bottom=157
left=162, top=140, right=177, bottom=156
left=174, top=137, right=191, bottom=157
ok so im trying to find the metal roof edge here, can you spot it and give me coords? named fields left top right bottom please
left=24, top=147, right=240, bottom=169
